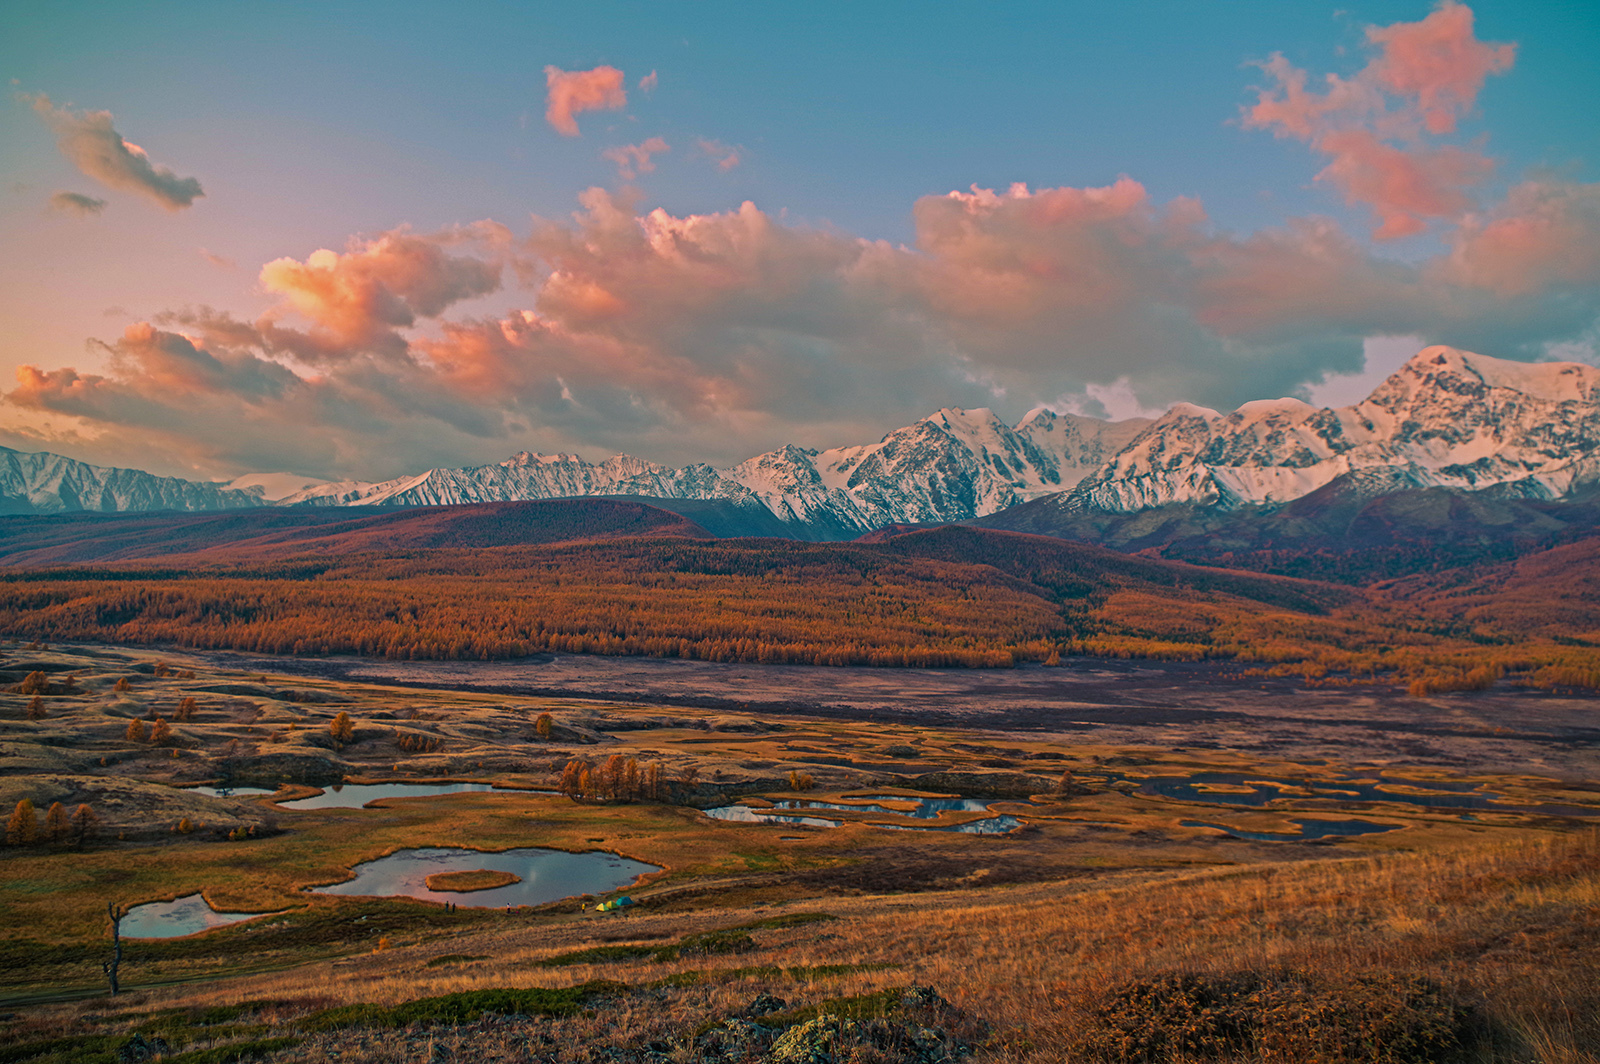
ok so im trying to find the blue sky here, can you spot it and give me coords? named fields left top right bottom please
left=1, top=1, right=1597, bottom=479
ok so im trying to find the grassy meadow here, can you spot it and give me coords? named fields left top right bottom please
left=0, top=641, right=1596, bottom=1062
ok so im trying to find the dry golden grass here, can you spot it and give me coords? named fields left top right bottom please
left=7, top=830, right=1590, bottom=1062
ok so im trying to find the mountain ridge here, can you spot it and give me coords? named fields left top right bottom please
left=11, top=346, right=1600, bottom=540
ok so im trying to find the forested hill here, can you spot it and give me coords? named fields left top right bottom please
left=2, top=520, right=1597, bottom=692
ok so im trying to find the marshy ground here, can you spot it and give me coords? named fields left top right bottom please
left=1, top=642, right=1596, bottom=1062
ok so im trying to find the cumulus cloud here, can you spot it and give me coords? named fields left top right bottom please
left=258, top=228, right=504, bottom=358
left=602, top=137, right=669, bottom=180
left=28, top=94, right=204, bottom=210
left=544, top=65, right=627, bottom=136
left=49, top=191, right=106, bottom=217
left=1244, top=1, right=1512, bottom=238
left=638, top=71, right=658, bottom=92
left=5, top=5, right=1596, bottom=481
left=696, top=138, right=741, bottom=171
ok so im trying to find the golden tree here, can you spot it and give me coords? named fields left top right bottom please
left=329, top=711, right=356, bottom=747
left=534, top=713, right=553, bottom=739
left=151, top=718, right=172, bottom=745
left=70, top=804, right=99, bottom=848
left=125, top=719, right=149, bottom=742
left=44, top=801, right=69, bottom=842
left=174, top=696, right=197, bottom=722
left=26, top=696, right=46, bottom=720
left=19, top=671, right=48, bottom=696
left=113, top=677, right=131, bottom=692
left=6, top=798, right=38, bottom=845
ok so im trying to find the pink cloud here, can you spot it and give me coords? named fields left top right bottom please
left=1244, top=2, right=1513, bottom=239
left=696, top=138, right=742, bottom=172
left=602, top=137, right=670, bottom=180
left=638, top=71, right=658, bottom=92
left=1441, top=181, right=1600, bottom=297
left=544, top=65, right=627, bottom=137
left=1314, top=129, right=1493, bottom=239
left=1366, top=0, right=1515, bottom=135
left=27, top=95, right=204, bottom=210
left=258, top=229, right=502, bottom=356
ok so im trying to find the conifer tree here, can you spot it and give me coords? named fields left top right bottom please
left=329, top=711, right=356, bottom=747
left=45, top=801, right=68, bottom=842
left=174, top=697, right=197, bottom=722
left=6, top=798, right=38, bottom=845
left=26, top=696, right=46, bottom=720
left=534, top=713, right=553, bottom=739
left=151, top=718, right=172, bottom=745
left=19, top=671, right=48, bottom=696
left=70, top=804, right=99, bottom=848
left=125, top=719, right=149, bottom=742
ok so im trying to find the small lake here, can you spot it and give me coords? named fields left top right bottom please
left=189, top=785, right=277, bottom=799
left=1181, top=818, right=1400, bottom=843
left=121, top=894, right=281, bottom=939
left=705, top=793, right=1027, bottom=834
left=1134, top=773, right=1600, bottom=818
left=277, top=782, right=498, bottom=809
left=310, top=847, right=659, bottom=907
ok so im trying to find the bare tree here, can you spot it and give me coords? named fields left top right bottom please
left=104, top=902, right=125, bottom=995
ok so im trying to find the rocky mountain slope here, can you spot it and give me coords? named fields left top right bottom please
left=10, top=346, right=1600, bottom=540
left=0, top=446, right=262, bottom=514
left=277, top=406, right=1149, bottom=536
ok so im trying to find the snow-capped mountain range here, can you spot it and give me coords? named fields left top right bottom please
left=9, top=346, right=1600, bottom=534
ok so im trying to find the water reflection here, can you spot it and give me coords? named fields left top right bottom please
left=1134, top=773, right=1599, bottom=818
left=1181, top=818, right=1400, bottom=843
left=189, top=785, right=276, bottom=799
left=311, top=846, right=659, bottom=907
left=704, top=793, right=1026, bottom=835
left=278, top=782, right=497, bottom=809
left=121, top=894, right=280, bottom=938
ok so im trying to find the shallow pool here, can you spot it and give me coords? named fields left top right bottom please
left=704, top=793, right=1026, bottom=834
left=120, top=894, right=281, bottom=938
left=277, top=782, right=498, bottom=809
left=189, top=785, right=277, bottom=799
left=310, top=847, right=659, bottom=907
left=1181, top=818, right=1400, bottom=843
left=1136, top=773, right=1599, bottom=818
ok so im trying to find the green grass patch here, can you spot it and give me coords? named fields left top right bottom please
left=162, top=1038, right=302, bottom=1064
left=652, top=962, right=897, bottom=988
left=423, top=953, right=489, bottom=968
left=534, top=943, right=662, bottom=968
left=0, top=1034, right=123, bottom=1064
left=761, top=989, right=904, bottom=1028
left=299, top=980, right=628, bottom=1031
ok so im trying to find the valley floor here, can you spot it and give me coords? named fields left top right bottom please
left=1, top=642, right=1596, bottom=1062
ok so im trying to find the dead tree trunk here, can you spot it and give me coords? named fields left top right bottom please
left=103, top=902, right=124, bottom=996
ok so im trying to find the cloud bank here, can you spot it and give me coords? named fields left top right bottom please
left=28, top=95, right=204, bottom=210
left=4, top=4, right=1597, bottom=481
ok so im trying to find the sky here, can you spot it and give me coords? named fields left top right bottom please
left=1, top=0, right=1597, bottom=482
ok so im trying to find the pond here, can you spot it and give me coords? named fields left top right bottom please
left=310, top=847, right=660, bottom=907
left=120, top=894, right=282, bottom=939
left=276, top=782, right=499, bottom=809
left=189, top=785, right=277, bottom=799
left=1181, top=818, right=1401, bottom=843
left=1134, top=772, right=1600, bottom=818
left=704, top=793, right=1028, bottom=834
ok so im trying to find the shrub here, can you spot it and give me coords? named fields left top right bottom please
left=1077, top=968, right=1474, bottom=1063
left=114, top=677, right=131, bottom=692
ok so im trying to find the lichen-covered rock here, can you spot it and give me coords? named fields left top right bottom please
left=769, top=1015, right=864, bottom=1064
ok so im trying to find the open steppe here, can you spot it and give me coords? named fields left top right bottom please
left=1, top=641, right=1597, bottom=1062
